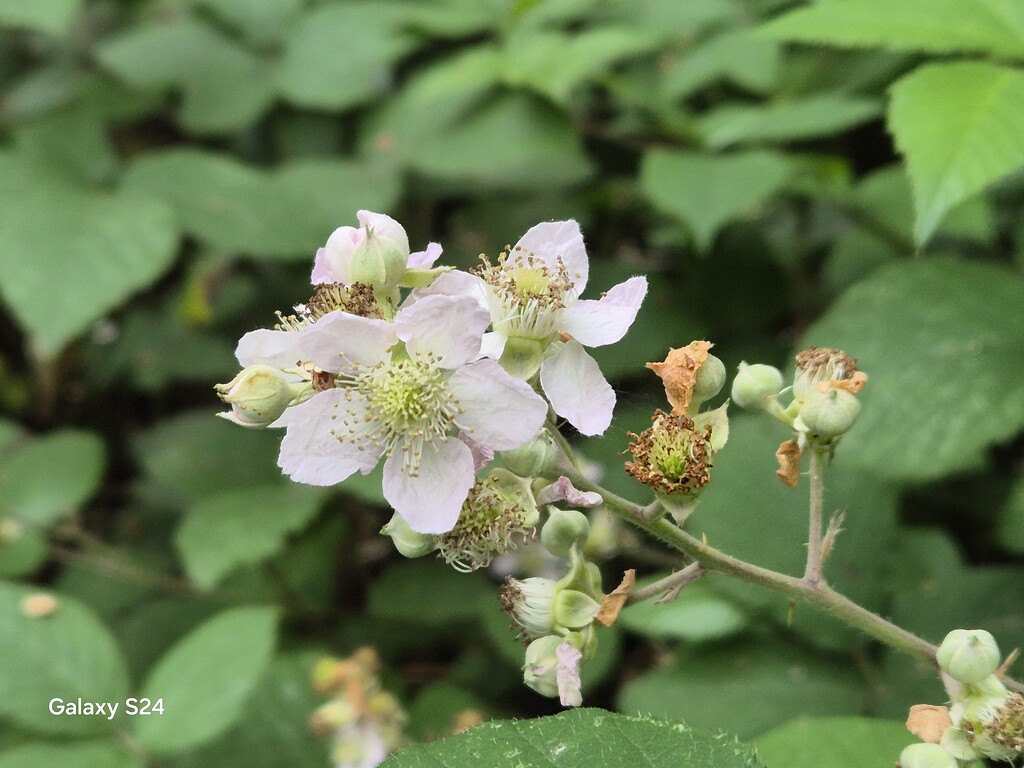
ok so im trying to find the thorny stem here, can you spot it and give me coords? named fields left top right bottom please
left=548, top=466, right=1024, bottom=695
left=805, top=448, right=825, bottom=584
left=625, top=562, right=706, bottom=606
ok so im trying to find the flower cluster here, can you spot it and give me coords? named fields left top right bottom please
left=218, top=212, right=647, bottom=537
left=731, top=346, right=866, bottom=487
left=901, top=629, right=1023, bottom=767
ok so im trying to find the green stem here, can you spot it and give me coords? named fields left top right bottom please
left=625, top=562, right=705, bottom=606
left=805, top=448, right=825, bottom=584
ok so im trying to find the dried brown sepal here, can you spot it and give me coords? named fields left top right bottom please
left=775, top=439, right=802, bottom=488
left=818, top=371, right=868, bottom=394
left=311, top=370, right=335, bottom=391
left=625, top=410, right=713, bottom=496
left=646, top=341, right=713, bottom=414
left=906, top=704, right=952, bottom=744
left=596, top=569, right=636, bottom=627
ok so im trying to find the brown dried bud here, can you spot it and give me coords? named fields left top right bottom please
left=596, top=569, right=636, bottom=628
left=775, top=439, right=802, bottom=488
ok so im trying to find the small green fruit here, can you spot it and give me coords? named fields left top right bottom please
left=937, top=629, right=1001, bottom=684
left=798, top=387, right=861, bottom=438
left=730, top=363, right=783, bottom=411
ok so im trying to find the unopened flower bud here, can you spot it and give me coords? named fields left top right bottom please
left=692, top=353, right=726, bottom=405
left=523, top=635, right=563, bottom=698
left=541, top=509, right=590, bottom=558
left=501, top=576, right=558, bottom=640
left=502, top=431, right=557, bottom=477
left=381, top=514, right=437, bottom=559
left=898, top=742, right=958, bottom=768
left=348, top=226, right=408, bottom=292
left=798, top=388, right=861, bottom=439
left=216, top=364, right=297, bottom=428
left=731, top=363, right=784, bottom=411
left=937, top=629, right=1001, bottom=684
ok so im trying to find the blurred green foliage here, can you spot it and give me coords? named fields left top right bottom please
left=1, top=0, right=1023, bottom=765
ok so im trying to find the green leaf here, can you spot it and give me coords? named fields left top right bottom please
left=382, top=709, right=763, bottom=768
left=0, top=0, right=82, bottom=36
left=661, top=31, right=780, bottom=99
left=0, top=431, right=104, bottom=526
left=755, top=717, right=913, bottom=768
left=761, top=0, right=1024, bottom=59
left=123, top=149, right=399, bottom=259
left=96, top=16, right=274, bottom=133
left=501, top=26, right=660, bottom=103
left=197, top=0, right=303, bottom=45
left=0, top=154, right=178, bottom=356
left=640, top=149, right=791, bottom=251
left=277, top=2, right=417, bottom=109
left=132, top=607, right=278, bottom=754
left=997, top=480, right=1024, bottom=554
left=175, top=485, right=325, bottom=589
left=888, top=62, right=1024, bottom=246
left=800, top=258, right=1024, bottom=481
left=617, top=579, right=748, bottom=642
left=367, top=560, right=495, bottom=628
left=700, top=95, right=881, bottom=149
left=0, top=582, right=128, bottom=736
left=408, top=682, right=486, bottom=742
left=618, top=640, right=864, bottom=739
left=0, top=741, right=141, bottom=768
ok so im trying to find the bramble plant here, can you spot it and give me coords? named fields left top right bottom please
left=219, top=213, right=1023, bottom=767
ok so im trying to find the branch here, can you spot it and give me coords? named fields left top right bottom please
left=625, top=562, right=706, bottom=607
left=805, top=448, right=825, bottom=584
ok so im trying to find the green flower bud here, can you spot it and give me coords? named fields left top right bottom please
left=541, top=509, right=590, bottom=558
left=691, top=353, right=726, bottom=406
left=797, top=387, right=861, bottom=439
left=553, top=588, right=601, bottom=630
left=381, top=513, right=436, bottom=558
left=502, top=431, right=557, bottom=477
left=215, top=364, right=298, bottom=428
left=937, top=629, right=1001, bottom=684
left=730, top=362, right=784, bottom=411
left=499, top=336, right=548, bottom=380
left=522, top=635, right=563, bottom=698
left=348, top=227, right=407, bottom=292
left=898, top=742, right=958, bottom=768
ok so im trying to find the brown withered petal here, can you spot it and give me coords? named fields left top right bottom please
left=906, top=704, right=952, bottom=744
left=775, top=439, right=802, bottom=488
left=646, top=341, right=713, bottom=415
left=596, top=569, right=636, bottom=627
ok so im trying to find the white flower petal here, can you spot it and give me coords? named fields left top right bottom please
left=536, top=476, right=603, bottom=508
left=236, top=328, right=303, bottom=368
left=408, top=241, right=443, bottom=269
left=540, top=341, right=615, bottom=436
left=357, top=210, right=410, bottom=256
left=319, top=226, right=362, bottom=284
left=560, top=276, right=648, bottom=347
left=459, top=431, right=494, bottom=471
left=405, top=269, right=489, bottom=312
left=395, top=294, right=489, bottom=369
left=555, top=643, right=583, bottom=707
left=298, top=311, right=396, bottom=374
left=513, top=220, right=589, bottom=294
left=479, top=331, right=506, bottom=359
left=278, top=389, right=382, bottom=486
left=449, top=359, right=548, bottom=450
left=382, top=438, right=475, bottom=534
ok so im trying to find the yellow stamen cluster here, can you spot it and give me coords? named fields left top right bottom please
left=474, top=248, right=573, bottom=340
left=275, top=282, right=383, bottom=330
left=436, top=476, right=536, bottom=572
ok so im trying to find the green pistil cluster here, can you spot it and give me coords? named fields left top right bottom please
left=474, top=249, right=572, bottom=340
left=625, top=410, right=713, bottom=496
left=987, top=693, right=1024, bottom=754
left=437, top=473, right=537, bottom=572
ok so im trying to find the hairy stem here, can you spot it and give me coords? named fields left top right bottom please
left=625, top=562, right=706, bottom=606
left=551, top=466, right=1024, bottom=693
left=805, top=448, right=825, bottom=584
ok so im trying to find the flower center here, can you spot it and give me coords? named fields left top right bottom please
left=625, top=410, right=713, bottom=495
left=474, top=250, right=573, bottom=341
left=358, top=357, right=457, bottom=475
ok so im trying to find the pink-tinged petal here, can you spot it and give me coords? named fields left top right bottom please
left=356, top=210, right=410, bottom=256
left=396, top=294, right=489, bottom=369
left=311, top=247, right=336, bottom=285
left=449, top=359, right=547, bottom=450
left=382, top=438, right=475, bottom=534
left=236, top=328, right=302, bottom=368
left=298, top=310, right=396, bottom=374
left=555, top=643, right=583, bottom=707
left=405, top=269, right=489, bottom=312
left=540, top=341, right=614, bottom=436
left=536, top=477, right=602, bottom=508
left=408, top=241, right=443, bottom=269
left=318, top=226, right=363, bottom=285
left=560, top=276, right=648, bottom=347
left=459, top=431, right=494, bottom=471
left=278, top=389, right=382, bottom=486
left=513, top=220, right=589, bottom=294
